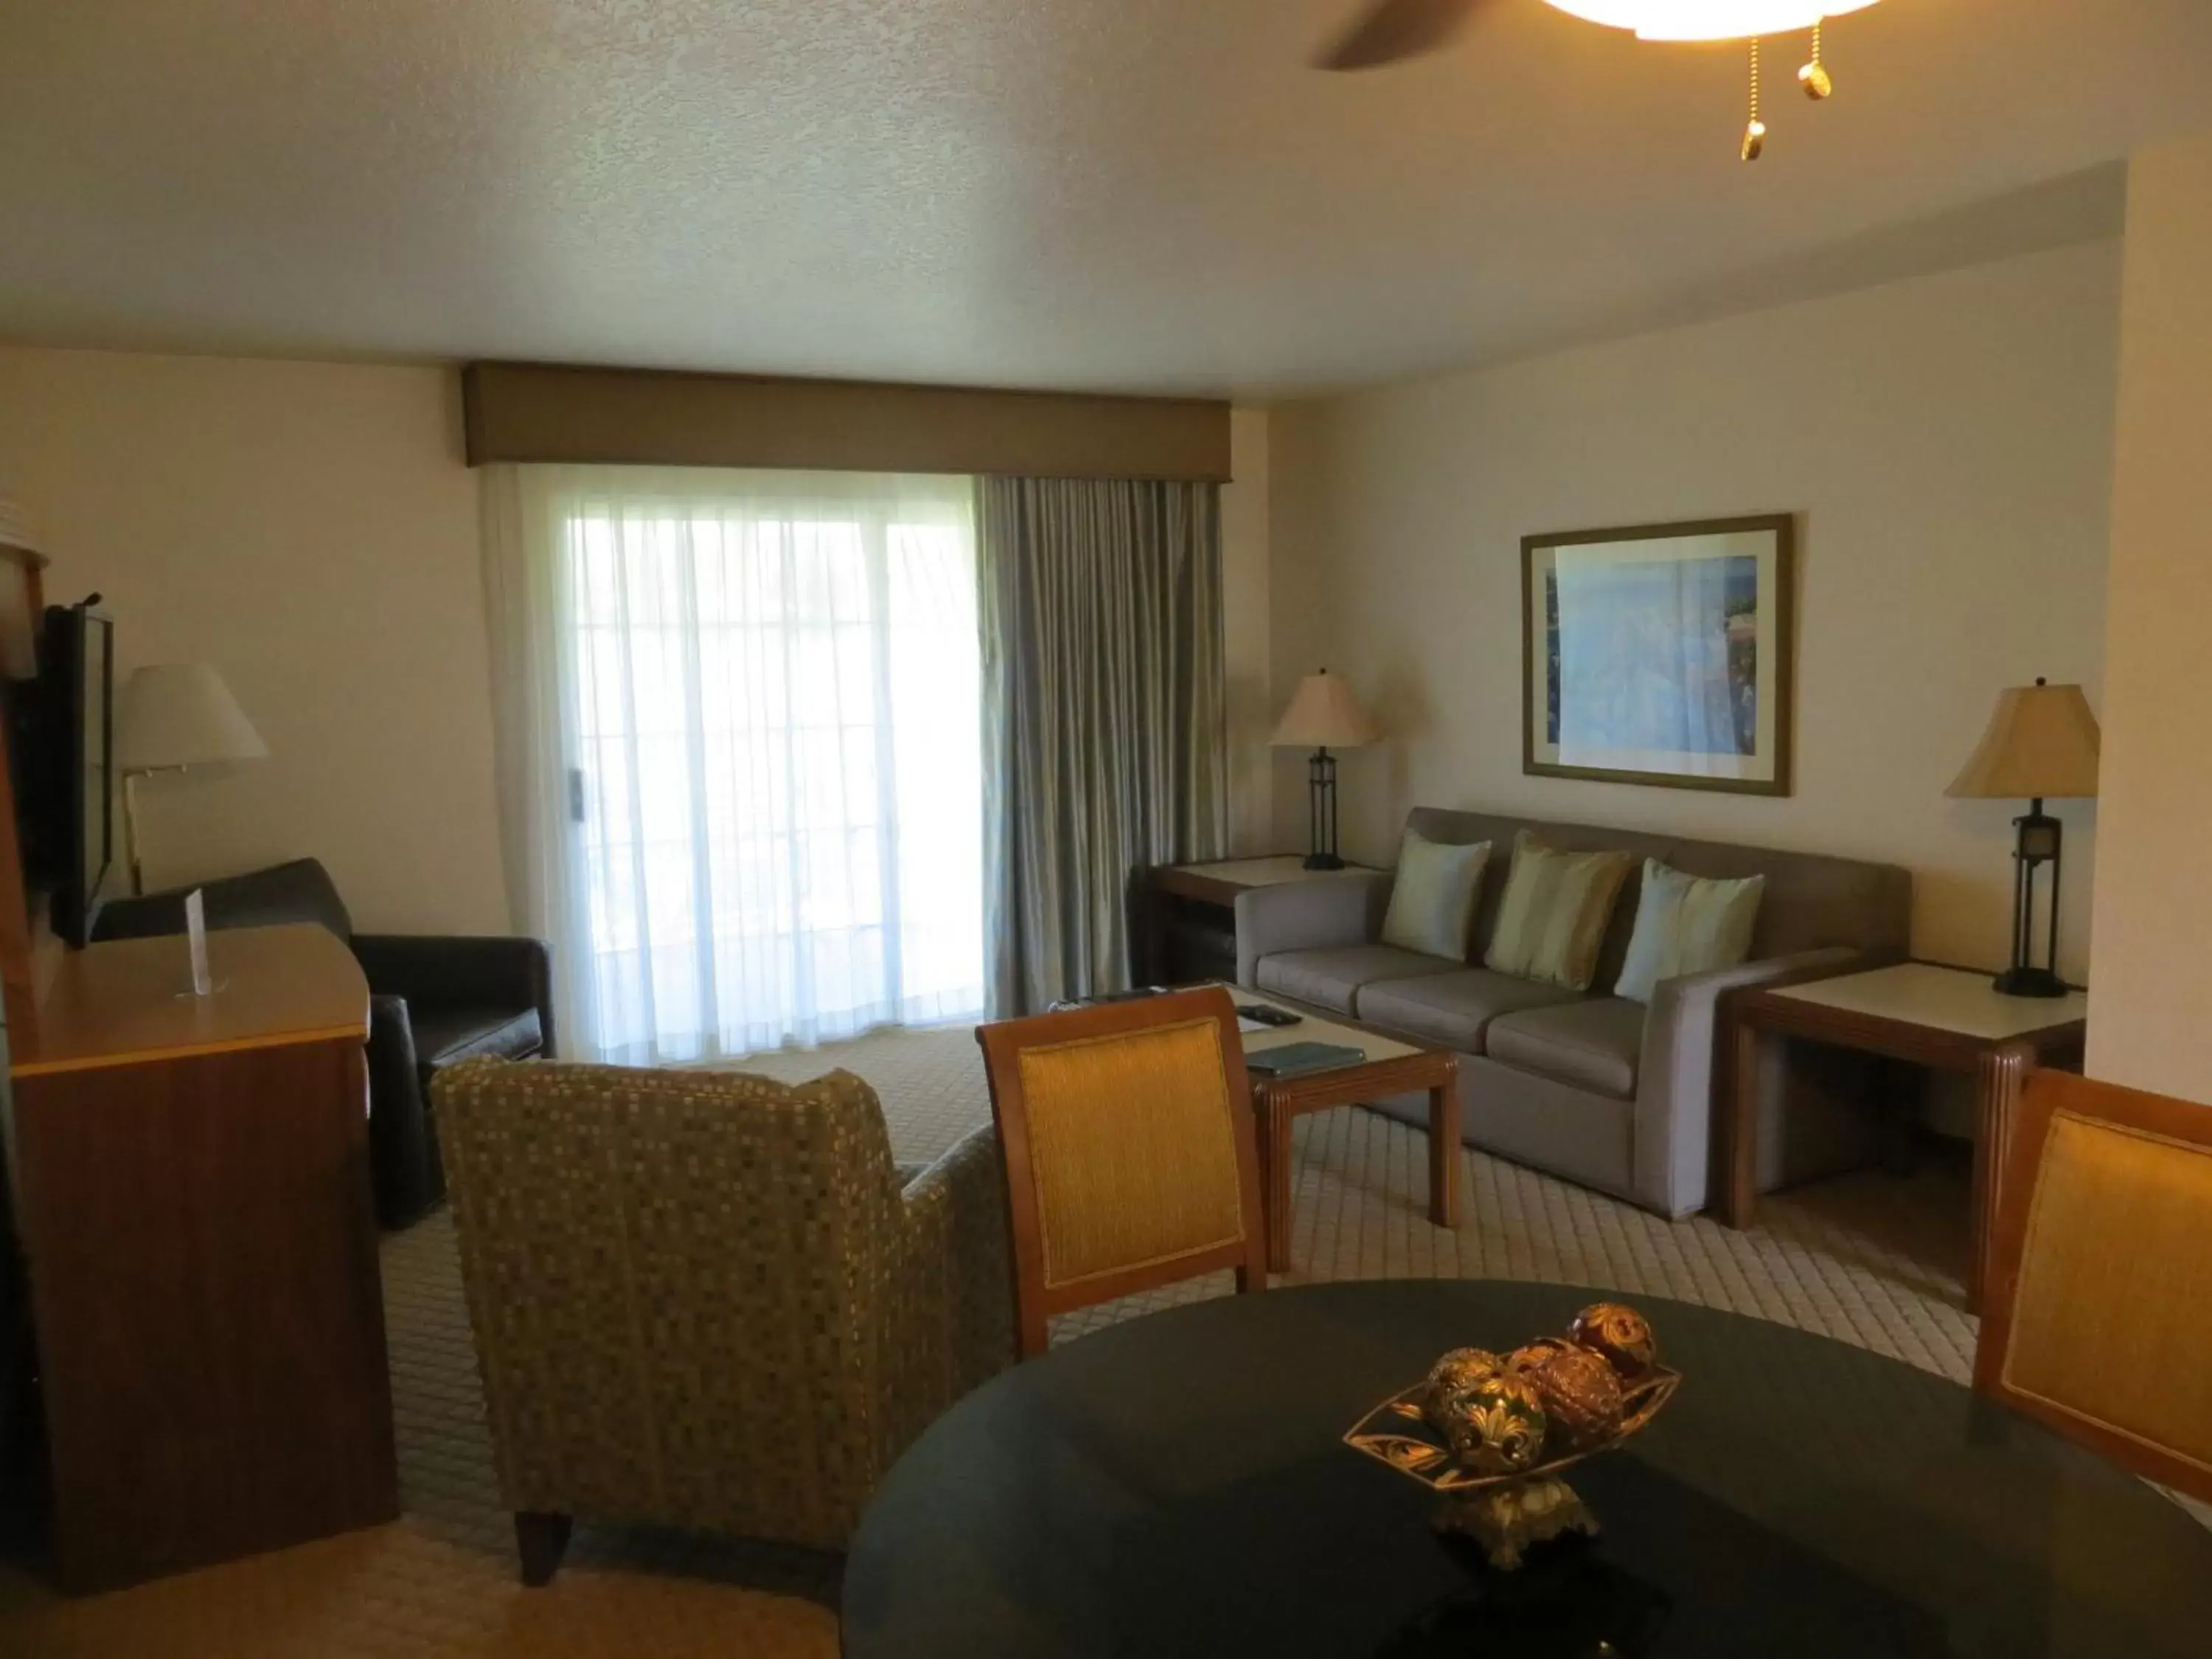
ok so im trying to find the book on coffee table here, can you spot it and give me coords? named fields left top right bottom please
left=1244, top=1040, right=1366, bottom=1078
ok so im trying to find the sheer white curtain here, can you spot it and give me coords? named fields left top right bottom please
left=483, top=465, right=985, bottom=1065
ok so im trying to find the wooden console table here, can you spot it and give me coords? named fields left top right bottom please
left=1719, top=962, right=2088, bottom=1312
left=1144, top=857, right=1380, bottom=985
left=6, top=922, right=397, bottom=1590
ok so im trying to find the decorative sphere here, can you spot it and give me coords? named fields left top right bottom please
left=1504, top=1336, right=1577, bottom=1376
left=1522, top=1343, right=1626, bottom=1450
left=1438, top=1374, right=1549, bottom=1476
left=1421, top=1349, right=1503, bottom=1443
left=1571, top=1303, right=1659, bottom=1381
left=1422, top=1347, right=1501, bottom=1411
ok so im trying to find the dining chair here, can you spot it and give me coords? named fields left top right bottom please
left=1975, top=1068, right=2212, bottom=1503
left=974, top=987, right=1268, bottom=1357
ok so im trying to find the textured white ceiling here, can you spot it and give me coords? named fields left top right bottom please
left=0, top=0, right=2205, bottom=396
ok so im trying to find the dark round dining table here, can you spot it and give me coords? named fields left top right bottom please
left=842, top=1279, right=2212, bottom=1659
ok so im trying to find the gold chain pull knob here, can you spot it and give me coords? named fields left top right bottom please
left=1799, top=20, right=1833, bottom=99
left=1742, top=38, right=1766, bottom=160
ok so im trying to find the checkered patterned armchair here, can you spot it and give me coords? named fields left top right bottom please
left=434, top=1057, right=1015, bottom=1582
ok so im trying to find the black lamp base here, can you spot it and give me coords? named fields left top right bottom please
left=1993, top=802, right=2070, bottom=1000
left=1304, top=748, right=1345, bottom=872
left=1991, top=965, right=2068, bottom=1000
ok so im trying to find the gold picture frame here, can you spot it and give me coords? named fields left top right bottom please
left=1521, top=514, right=1796, bottom=797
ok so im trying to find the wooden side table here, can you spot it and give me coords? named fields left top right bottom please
left=1239, top=992, right=1458, bottom=1272
left=1719, top=962, right=2088, bottom=1312
left=1144, top=856, right=1381, bottom=985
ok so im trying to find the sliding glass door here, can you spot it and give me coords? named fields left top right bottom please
left=554, top=470, right=984, bottom=1063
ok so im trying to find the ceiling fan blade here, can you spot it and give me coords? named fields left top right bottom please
left=1315, top=0, right=1488, bottom=71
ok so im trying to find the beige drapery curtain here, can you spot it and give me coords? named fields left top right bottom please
left=978, top=476, right=1227, bottom=1014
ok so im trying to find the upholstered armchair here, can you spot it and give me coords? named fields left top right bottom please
left=92, top=858, right=553, bottom=1229
left=433, top=1057, right=1016, bottom=1585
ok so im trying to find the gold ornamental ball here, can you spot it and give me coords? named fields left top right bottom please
left=1570, top=1303, right=1659, bottom=1382
left=1422, top=1348, right=1503, bottom=1438
left=1523, top=1343, right=1626, bottom=1450
left=1423, top=1347, right=1501, bottom=1404
left=1440, top=1374, right=1551, bottom=1477
left=1504, top=1336, right=1577, bottom=1376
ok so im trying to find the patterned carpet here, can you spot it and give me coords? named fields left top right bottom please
left=0, top=1023, right=2042, bottom=1656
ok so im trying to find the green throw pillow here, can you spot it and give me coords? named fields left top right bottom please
left=1613, top=859, right=1767, bottom=1004
left=1482, top=832, right=1635, bottom=991
left=1380, top=831, right=1492, bottom=960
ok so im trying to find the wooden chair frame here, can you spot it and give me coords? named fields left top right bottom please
left=975, top=987, right=1268, bottom=1357
left=1975, top=1068, right=2212, bottom=1503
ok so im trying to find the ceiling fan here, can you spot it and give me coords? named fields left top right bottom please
left=1317, top=1, right=1886, bottom=159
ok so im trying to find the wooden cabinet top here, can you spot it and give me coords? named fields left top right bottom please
left=12, top=923, right=369, bottom=1077
left=1154, top=857, right=1383, bottom=905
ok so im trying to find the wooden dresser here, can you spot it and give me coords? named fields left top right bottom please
left=4, top=922, right=397, bottom=1590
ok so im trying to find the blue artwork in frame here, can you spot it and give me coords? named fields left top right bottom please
left=1523, top=515, right=1795, bottom=796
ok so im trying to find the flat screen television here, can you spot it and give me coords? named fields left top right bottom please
left=15, top=598, right=115, bottom=948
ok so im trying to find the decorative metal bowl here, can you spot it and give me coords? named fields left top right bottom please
left=1345, top=1359, right=1680, bottom=1569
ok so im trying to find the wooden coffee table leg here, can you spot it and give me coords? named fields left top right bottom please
left=1262, top=1088, right=1294, bottom=1273
left=1427, top=1066, right=1459, bottom=1231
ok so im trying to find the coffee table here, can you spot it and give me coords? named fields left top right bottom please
left=1235, top=990, right=1458, bottom=1273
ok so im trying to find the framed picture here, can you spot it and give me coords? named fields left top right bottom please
left=1522, top=515, right=1795, bottom=796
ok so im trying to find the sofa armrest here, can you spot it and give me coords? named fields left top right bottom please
left=1631, top=946, right=1862, bottom=1219
left=352, top=934, right=557, bottom=1058
left=1233, top=872, right=1393, bottom=987
left=365, top=994, right=434, bottom=1228
left=891, top=1125, right=1015, bottom=1455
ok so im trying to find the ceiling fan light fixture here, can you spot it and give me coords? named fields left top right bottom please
left=1540, top=0, right=1880, bottom=43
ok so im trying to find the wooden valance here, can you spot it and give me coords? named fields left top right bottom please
left=462, top=362, right=1232, bottom=483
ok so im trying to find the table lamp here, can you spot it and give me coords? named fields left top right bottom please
left=1946, top=678, right=2100, bottom=998
left=117, top=662, right=269, bottom=895
left=1271, top=669, right=1381, bottom=871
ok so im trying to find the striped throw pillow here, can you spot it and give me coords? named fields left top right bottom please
left=1613, top=860, right=1767, bottom=1004
left=1482, top=832, right=1635, bottom=991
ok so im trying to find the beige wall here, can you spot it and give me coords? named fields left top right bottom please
left=1222, top=406, right=1273, bottom=854
left=2086, top=133, right=2212, bottom=1101
left=0, top=347, right=509, bottom=934
left=1269, top=242, right=2121, bottom=981
left=0, top=347, right=1275, bottom=943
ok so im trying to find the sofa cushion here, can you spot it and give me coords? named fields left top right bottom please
left=1484, top=999, right=1646, bottom=1100
left=1352, top=969, right=1582, bottom=1054
left=413, top=1006, right=546, bottom=1082
left=1381, top=831, right=1492, bottom=959
left=1254, top=945, right=1454, bottom=1015
left=1613, top=859, right=1766, bottom=1004
left=1484, top=832, right=1635, bottom=992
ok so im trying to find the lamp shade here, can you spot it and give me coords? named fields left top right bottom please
left=1946, top=681, right=2100, bottom=801
left=1270, top=669, right=1381, bottom=749
left=117, top=664, right=269, bottom=771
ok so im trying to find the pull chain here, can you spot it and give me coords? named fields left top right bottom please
left=1742, top=38, right=1766, bottom=161
left=1799, top=19, right=1833, bottom=100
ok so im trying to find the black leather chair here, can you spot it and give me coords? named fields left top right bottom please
left=93, top=858, right=554, bottom=1229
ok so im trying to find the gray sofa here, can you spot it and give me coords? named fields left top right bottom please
left=1234, top=807, right=1913, bottom=1219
